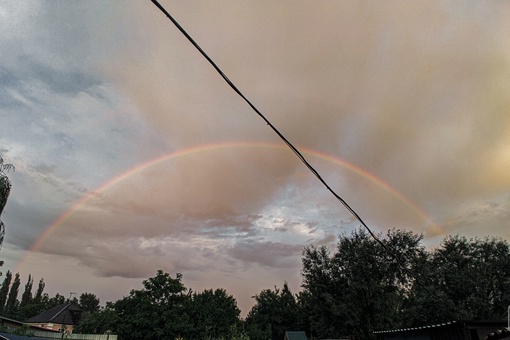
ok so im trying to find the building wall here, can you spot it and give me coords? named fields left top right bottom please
left=29, top=323, right=73, bottom=333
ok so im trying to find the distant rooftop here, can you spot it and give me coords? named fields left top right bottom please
left=26, top=303, right=83, bottom=326
left=284, top=331, right=308, bottom=340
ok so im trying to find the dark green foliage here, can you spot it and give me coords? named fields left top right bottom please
left=110, top=270, right=244, bottom=339
left=5, top=272, right=20, bottom=318
left=79, top=292, right=100, bottom=313
left=0, top=270, right=12, bottom=312
left=33, top=278, right=45, bottom=303
left=113, top=270, right=192, bottom=340
left=75, top=302, right=118, bottom=334
left=245, top=282, right=300, bottom=340
left=187, top=288, right=241, bottom=339
left=15, top=274, right=41, bottom=321
left=0, top=156, right=14, bottom=250
left=16, top=277, right=46, bottom=321
left=1, top=230, right=508, bottom=339
left=297, top=228, right=510, bottom=339
left=299, top=228, right=426, bottom=339
left=12, top=324, right=35, bottom=337
left=45, top=292, right=66, bottom=310
left=406, top=235, right=510, bottom=324
left=19, top=274, right=33, bottom=307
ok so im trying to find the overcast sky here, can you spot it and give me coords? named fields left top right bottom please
left=1, top=1, right=509, bottom=315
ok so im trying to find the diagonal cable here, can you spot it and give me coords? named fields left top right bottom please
left=150, top=0, right=432, bottom=295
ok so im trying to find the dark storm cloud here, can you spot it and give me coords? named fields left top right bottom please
left=25, top=59, right=103, bottom=97
left=3, top=199, right=58, bottom=249
left=0, top=58, right=103, bottom=105
left=0, top=67, right=35, bottom=109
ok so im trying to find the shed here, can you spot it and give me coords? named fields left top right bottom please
left=284, top=331, right=308, bottom=340
left=374, top=320, right=508, bottom=340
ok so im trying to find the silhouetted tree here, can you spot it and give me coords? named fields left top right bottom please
left=75, top=302, right=118, bottom=334
left=187, top=288, right=241, bottom=339
left=0, top=156, right=14, bottom=251
left=16, top=275, right=48, bottom=321
left=0, top=270, right=12, bottom=312
left=300, top=228, right=426, bottom=339
left=114, top=270, right=191, bottom=340
left=5, top=272, right=20, bottom=317
left=79, top=292, right=100, bottom=313
left=20, top=274, right=33, bottom=307
left=245, top=282, right=300, bottom=340
left=44, top=293, right=65, bottom=310
left=405, top=235, right=510, bottom=324
left=33, top=278, right=45, bottom=304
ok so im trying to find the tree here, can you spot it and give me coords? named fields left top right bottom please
left=41, top=293, right=65, bottom=311
left=15, top=274, right=36, bottom=320
left=299, top=229, right=510, bottom=337
left=245, top=282, right=300, bottom=340
left=33, top=278, right=45, bottom=304
left=5, top=272, right=21, bottom=317
left=0, top=156, right=14, bottom=251
left=75, top=302, right=119, bottom=334
left=79, top=292, right=100, bottom=313
left=16, top=277, right=47, bottom=321
left=300, top=228, right=426, bottom=339
left=0, top=270, right=12, bottom=313
left=0, top=156, right=14, bottom=280
left=187, top=288, right=241, bottom=339
left=406, top=235, right=510, bottom=324
left=113, top=270, right=192, bottom=340
left=20, top=274, right=33, bottom=308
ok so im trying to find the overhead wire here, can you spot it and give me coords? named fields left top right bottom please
left=149, top=0, right=432, bottom=296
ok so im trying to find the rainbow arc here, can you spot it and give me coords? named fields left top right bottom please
left=17, top=141, right=440, bottom=272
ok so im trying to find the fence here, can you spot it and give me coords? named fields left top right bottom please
left=0, top=330, right=117, bottom=340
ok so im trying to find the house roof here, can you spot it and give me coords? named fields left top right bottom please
left=284, top=331, right=308, bottom=340
left=484, top=328, right=510, bottom=340
left=374, top=320, right=508, bottom=335
left=26, top=303, right=83, bottom=326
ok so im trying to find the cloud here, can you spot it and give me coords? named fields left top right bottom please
left=22, top=58, right=103, bottom=97
left=440, top=194, right=510, bottom=240
left=227, top=241, right=303, bottom=268
left=100, top=0, right=510, bottom=222
left=3, top=0, right=510, bottom=315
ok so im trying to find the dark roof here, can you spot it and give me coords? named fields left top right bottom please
left=26, top=303, right=83, bottom=326
left=484, top=328, right=510, bottom=340
left=284, top=331, right=308, bottom=340
left=374, top=320, right=508, bottom=335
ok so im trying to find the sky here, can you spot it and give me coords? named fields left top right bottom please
left=1, top=0, right=510, bottom=315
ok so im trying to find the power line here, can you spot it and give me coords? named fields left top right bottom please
left=149, top=0, right=432, bottom=295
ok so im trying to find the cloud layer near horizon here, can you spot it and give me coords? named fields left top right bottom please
left=1, top=0, right=510, bottom=313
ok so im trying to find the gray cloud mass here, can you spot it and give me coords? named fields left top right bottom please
left=1, top=0, right=509, bottom=314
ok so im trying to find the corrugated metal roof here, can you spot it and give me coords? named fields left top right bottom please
left=483, top=328, right=510, bottom=340
left=284, top=331, right=308, bottom=340
left=374, top=320, right=508, bottom=335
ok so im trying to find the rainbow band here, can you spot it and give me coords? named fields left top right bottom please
left=19, top=141, right=439, bottom=271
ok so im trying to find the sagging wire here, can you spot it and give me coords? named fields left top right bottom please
left=149, top=0, right=432, bottom=296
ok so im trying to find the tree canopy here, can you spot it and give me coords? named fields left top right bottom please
left=245, top=282, right=300, bottom=340
left=1, top=228, right=509, bottom=339
left=298, top=228, right=510, bottom=339
left=0, top=155, right=14, bottom=250
left=111, top=270, right=243, bottom=340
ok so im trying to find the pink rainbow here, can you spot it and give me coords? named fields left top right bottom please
left=19, top=141, right=438, bottom=270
